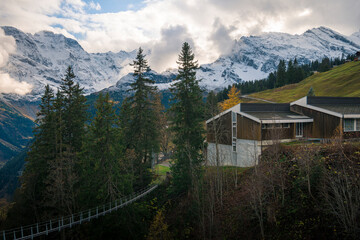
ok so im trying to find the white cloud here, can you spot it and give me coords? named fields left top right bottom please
left=0, top=0, right=359, bottom=72
left=88, top=1, right=101, bottom=11
left=0, top=28, right=32, bottom=95
left=0, top=73, right=33, bottom=95
left=0, top=30, right=16, bottom=67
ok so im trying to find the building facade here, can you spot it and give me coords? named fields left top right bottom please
left=206, top=96, right=360, bottom=167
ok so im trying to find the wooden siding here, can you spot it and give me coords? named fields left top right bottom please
left=207, top=112, right=232, bottom=145
left=291, top=105, right=341, bottom=138
left=261, top=123, right=295, bottom=140
left=237, top=114, right=261, bottom=141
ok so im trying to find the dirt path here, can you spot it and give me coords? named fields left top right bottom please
left=241, top=95, right=275, bottom=103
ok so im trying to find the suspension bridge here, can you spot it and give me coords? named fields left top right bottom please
left=1, top=184, right=158, bottom=240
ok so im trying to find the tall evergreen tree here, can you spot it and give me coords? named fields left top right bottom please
left=268, top=72, right=276, bottom=89
left=121, top=47, right=160, bottom=187
left=276, top=60, right=286, bottom=87
left=60, top=66, right=87, bottom=152
left=20, top=85, right=56, bottom=220
left=80, top=93, right=131, bottom=207
left=170, top=42, right=205, bottom=194
left=286, top=60, right=295, bottom=84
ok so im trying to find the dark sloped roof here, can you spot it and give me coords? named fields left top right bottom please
left=307, top=96, right=360, bottom=105
left=311, top=104, right=360, bottom=115
left=240, top=103, right=290, bottom=112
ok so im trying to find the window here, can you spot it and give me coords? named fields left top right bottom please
left=356, top=119, right=360, bottom=131
left=296, top=122, right=303, bottom=137
left=344, top=119, right=355, bottom=132
left=282, top=123, right=290, bottom=128
left=232, top=112, right=236, bottom=122
left=232, top=111, right=237, bottom=151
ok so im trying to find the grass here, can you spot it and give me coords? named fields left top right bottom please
left=249, top=61, right=360, bottom=103
left=154, top=164, right=170, bottom=176
left=151, top=164, right=171, bottom=185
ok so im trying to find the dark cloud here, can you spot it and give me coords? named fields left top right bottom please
left=209, top=19, right=236, bottom=56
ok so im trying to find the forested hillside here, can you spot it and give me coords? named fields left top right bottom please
left=1, top=44, right=359, bottom=240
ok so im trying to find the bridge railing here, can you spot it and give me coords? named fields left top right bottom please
left=2, top=184, right=158, bottom=240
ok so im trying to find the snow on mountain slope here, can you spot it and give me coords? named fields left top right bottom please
left=191, top=26, right=360, bottom=91
left=0, top=26, right=136, bottom=101
left=1, top=26, right=359, bottom=101
left=350, top=31, right=360, bottom=45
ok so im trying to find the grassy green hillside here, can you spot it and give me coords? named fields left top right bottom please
left=250, top=61, right=360, bottom=102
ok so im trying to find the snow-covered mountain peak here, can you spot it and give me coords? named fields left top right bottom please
left=0, top=26, right=137, bottom=101
left=1, top=26, right=359, bottom=101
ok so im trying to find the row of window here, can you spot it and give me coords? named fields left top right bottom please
left=344, top=119, right=360, bottom=132
left=261, top=123, right=290, bottom=129
left=232, top=112, right=237, bottom=152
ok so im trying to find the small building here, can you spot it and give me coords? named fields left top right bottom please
left=206, top=96, right=360, bottom=167
left=290, top=96, right=360, bottom=139
left=206, top=103, right=313, bottom=167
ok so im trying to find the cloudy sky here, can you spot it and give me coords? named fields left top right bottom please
left=0, top=0, right=359, bottom=72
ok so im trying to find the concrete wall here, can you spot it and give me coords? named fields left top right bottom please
left=207, top=139, right=261, bottom=167
left=236, top=139, right=261, bottom=167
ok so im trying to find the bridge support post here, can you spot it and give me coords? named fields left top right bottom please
left=70, top=215, right=72, bottom=228
left=80, top=212, right=82, bottom=224
left=46, top=224, right=48, bottom=235
left=30, top=227, right=33, bottom=239
left=50, top=220, right=52, bottom=230
left=2, top=230, right=5, bottom=240
left=96, top=207, right=98, bottom=218
left=36, top=223, right=39, bottom=234
left=13, top=231, right=15, bottom=240
left=21, top=227, right=23, bottom=238
left=88, top=209, right=91, bottom=221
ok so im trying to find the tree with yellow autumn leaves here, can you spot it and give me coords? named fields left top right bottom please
left=219, top=85, right=241, bottom=111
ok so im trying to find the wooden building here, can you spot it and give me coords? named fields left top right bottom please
left=291, top=96, right=360, bottom=139
left=206, top=103, right=313, bottom=167
left=206, top=96, right=360, bottom=167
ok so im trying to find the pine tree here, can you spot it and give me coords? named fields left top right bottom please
left=60, top=66, right=87, bottom=152
left=45, top=66, right=87, bottom=215
left=205, top=91, right=220, bottom=120
left=121, top=47, right=160, bottom=187
left=319, top=57, right=331, bottom=72
left=170, top=42, right=205, bottom=194
left=286, top=60, right=295, bottom=84
left=276, top=60, right=286, bottom=87
left=80, top=93, right=131, bottom=207
left=219, top=85, right=241, bottom=111
left=268, top=72, right=276, bottom=89
left=20, top=85, right=56, bottom=220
